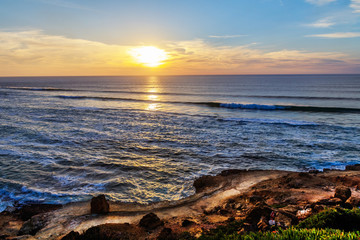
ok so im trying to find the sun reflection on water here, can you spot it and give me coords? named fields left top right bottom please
left=145, top=76, right=160, bottom=110
left=146, top=103, right=158, bottom=111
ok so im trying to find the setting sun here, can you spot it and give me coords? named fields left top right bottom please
left=129, top=46, right=168, bottom=67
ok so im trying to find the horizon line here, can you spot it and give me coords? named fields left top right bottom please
left=1, top=73, right=360, bottom=78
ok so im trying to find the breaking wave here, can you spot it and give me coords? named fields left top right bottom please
left=56, top=95, right=360, bottom=113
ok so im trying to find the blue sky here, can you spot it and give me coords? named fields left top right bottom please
left=0, top=0, right=360, bottom=75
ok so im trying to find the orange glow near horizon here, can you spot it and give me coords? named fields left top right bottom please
left=128, top=46, right=168, bottom=67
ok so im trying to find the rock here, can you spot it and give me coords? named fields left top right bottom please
left=193, top=175, right=222, bottom=193
left=227, top=217, right=235, bottom=222
left=275, top=211, right=298, bottom=227
left=346, top=197, right=360, bottom=207
left=157, top=228, right=176, bottom=240
left=18, top=214, right=49, bottom=236
left=181, top=219, right=195, bottom=227
left=279, top=205, right=298, bottom=215
left=248, top=195, right=264, bottom=203
left=245, top=204, right=272, bottom=227
left=16, top=204, right=62, bottom=221
left=257, top=216, right=268, bottom=231
left=61, top=231, right=80, bottom=240
left=8, top=235, right=37, bottom=240
left=313, top=205, right=324, bottom=213
left=334, top=186, right=351, bottom=202
left=139, top=213, right=164, bottom=231
left=79, top=223, right=145, bottom=240
left=345, top=164, right=360, bottom=171
left=219, top=209, right=230, bottom=216
left=90, top=195, right=109, bottom=214
left=234, top=202, right=243, bottom=210
left=220, top=169, right=247, bottom=176
left=317, top=197, right=343, bottom=206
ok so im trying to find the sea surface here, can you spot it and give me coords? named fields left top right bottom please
left=0, top=75, right=360, bottom=211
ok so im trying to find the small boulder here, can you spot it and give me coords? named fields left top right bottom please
left=80, top=223, right=145, bottom=240
left=346, top=197, right=360, bottom=207
left=193, top=175, right=222, bottom=193
left=181, top=219, right=195, bottom=227
left=90, top=195, right=109, bottom=214
left=345, top=164, right=360, bottom=171
left=139, top=213, right=163, bottom=231
left=18, top=214, right=49, bottom=236
left=16, top=204, right=62, bottom=221
left=245, top=203, right=272, bottom=227
left=157, top=228, right=176, bottom=240
left=334, top=186, right=351, bottom=202
left=61, top=231, right=80, bottom=240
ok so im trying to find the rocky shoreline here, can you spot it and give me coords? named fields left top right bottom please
left=1, top=165, right=360, bottom=239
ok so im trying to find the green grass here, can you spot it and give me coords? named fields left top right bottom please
left=196, top=221, right=244, bottom=240
left=297, top=207, right=360, bottom=231
left=194, top=208, right=360, bottom=240
left=197, top=228, right=360, bottom=240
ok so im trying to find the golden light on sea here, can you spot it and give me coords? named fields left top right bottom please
left=128, top=46, right=168, bottom=67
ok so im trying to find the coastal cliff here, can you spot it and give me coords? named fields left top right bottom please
left=1, top=166, right=360, bottom=240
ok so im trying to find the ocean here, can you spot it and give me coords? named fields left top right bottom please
left=0, top=74, right=359, bottom=211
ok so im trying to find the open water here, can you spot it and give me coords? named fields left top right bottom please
left=0, top=75, right=359, bottom=211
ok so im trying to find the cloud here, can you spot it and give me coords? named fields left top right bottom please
left=208, top=35, right=247, bottom=39
left=305, top=0, right=336, bottom=6
left=0, top=30, right=358, bottom=75
left=30, top=0, right=93, bottom=11
left=0, top=30, right=132, bottom=75
left=306, top=18, right=335, bottom=28
left=164, top=39, right=358, bottom=74
left=307, top=32, right=360, bottom=38
left=350, top=0, right=360, bottom=13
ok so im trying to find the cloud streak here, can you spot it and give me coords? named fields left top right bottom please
left=208, top=35, right=247, bottom=39
left=305, top=0, right=336, bottom=6
left=307, top=32, right=360, bottom=38
left=0, top=30, right=358, bottom=76
left=350, top=0, right=360, bottom=13
left=306, top=18, right=335, bottom=28
left=30, top=0, right=93, bottom=11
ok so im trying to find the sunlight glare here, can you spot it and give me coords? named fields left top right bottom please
left=129, top=46, right=168, bottom=67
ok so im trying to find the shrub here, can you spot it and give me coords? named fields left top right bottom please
left=297, top=207, right=360, bottom=231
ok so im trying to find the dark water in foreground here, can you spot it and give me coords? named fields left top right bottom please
left=0, top=75, right=359, bottom=211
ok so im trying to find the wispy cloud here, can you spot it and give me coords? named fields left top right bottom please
left=30, top=0, right=93, bottom=11
left=164, top=39, right=357, bottom=74
left=208, top=35, right=247, bottom=39
left=306, top=17, right=335, bottom=28
left=305, top=0, right=336, bottom=6
left=307, top=32, right=360, bottom=38
left=0, top=30, right=358, bottom=75
left=0, top=30, right=132, bottom=75
left=350, top=0, right=360, bottom=13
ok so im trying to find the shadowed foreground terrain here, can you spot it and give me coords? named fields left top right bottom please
left=1, top=165, right=360, bottom=239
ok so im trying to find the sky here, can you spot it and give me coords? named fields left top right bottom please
left=0, top=0, right=360, bottom=76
